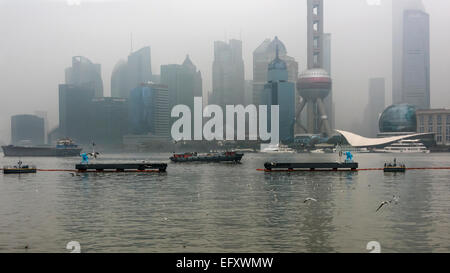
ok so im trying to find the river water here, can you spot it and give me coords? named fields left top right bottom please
left=0, top=152, right=449, bottom=253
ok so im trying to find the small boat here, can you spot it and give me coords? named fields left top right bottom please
left=170, top=151, right=244, bottom=163
left=260, top=144, right=295, bottom=153
left=383, top=158, right=406, bottom=172
left=3, top=160, right=37, bottom=174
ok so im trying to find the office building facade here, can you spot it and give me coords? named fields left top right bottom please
left=11, top=114, right=45, bottom=145
left=416, top=109, right=450, bottom=145
left=392, top=0, right=430, bottom=109
left=65, top=56, right=103, bottom=97
left=211, top=39, right=245, bottom=109
left=262, top=49, right=296, bottom=143
left=128, top=83, right=170, bottom=139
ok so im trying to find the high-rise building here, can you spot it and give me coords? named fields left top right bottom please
left=58, top=84, right=95, bottom=143
left=161, top=55, right=202, bottom=112
left=262, top=48, right=296, bottom=143
left=65, top=56, right=103, bottom=97
left=392, top=0, right=430, bottom=109
left=111, top=60, right=129, bottom=98
left=363, top=78, right=386, bottom=137
left=111, top=46, right=153, bottom=99
left=128, top=83, right=170, bottom=139
left=212, top=39, right=245, bottom=109
left=253, top=37, right=298, bottom=106
left=161, top=55, right=202, bottom=138
left=11, top=114, right=45, bottom=145
left=89, top=97, right=129, bottom=145
left=127, top=46, right=152, bottom=89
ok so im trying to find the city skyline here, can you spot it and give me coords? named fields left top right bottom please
left=1, top=0, right=450, bottom=142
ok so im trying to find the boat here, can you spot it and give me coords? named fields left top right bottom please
left=260, top=144, right=295, bottom=153
left=383, top=158, right=406, bottom=172
left=170, top=151, right=244, bottom=163
left=373, top=139, right=430, bottom=153
left=3, top=160, right=37, bottom=174
left=1, top=138, right=82, bottom=157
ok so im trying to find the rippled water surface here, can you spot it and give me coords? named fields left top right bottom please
left=0, top=152, right=449, bottom=253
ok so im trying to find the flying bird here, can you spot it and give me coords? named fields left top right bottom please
left=88, top=152, right=100, bottom=159
left=376, top=196, right=400, bottom=212
left=304, top=197, right=317, bottom=203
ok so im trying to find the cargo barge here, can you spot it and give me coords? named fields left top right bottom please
left=170, top=151, right=244, bottom=163
left=1, top=139, right=82, bottom=157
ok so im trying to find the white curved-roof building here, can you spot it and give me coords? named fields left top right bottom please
left=336, top=130, right=432, bottom=148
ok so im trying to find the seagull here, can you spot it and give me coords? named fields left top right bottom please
left=376, top=196, right=400, bottom=212
left=376, top=201, right=390, bottom=212
left=88, top=152, right=100, bottom=159
left=304, top=197, right=317, bottom=203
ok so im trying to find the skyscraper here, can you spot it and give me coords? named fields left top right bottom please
left=392, top=0, right=430, bottom=109
left=65, top=56, right=103, bottom=97
left=253, top=37, right=298, bottom=106
left=127, top=46, right=152, bottom=89
left=89, top=97, right=129, bottom=146
left=212, top=39, right=245, bottom=109
left=111, top=60, right=129, bottom=98
left=263, top=48, right=296, bottom=143
left=128, top=83, right=170, bottom=139
left=363, top=78, right=386, bottom=137
left=11, top=114, right=45, bottom=145
left=111, top=46, right=153, bottom=99
left=161, top=55, right=202, bottom=138
left=58, top=84, right=95, bottom=143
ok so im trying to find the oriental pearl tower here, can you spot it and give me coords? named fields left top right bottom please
left=295, top=0, right=332, bottom=136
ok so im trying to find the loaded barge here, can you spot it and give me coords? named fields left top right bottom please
left=76, top=163, right=167, bottom=172
left=263, top=162, right=358, bottom=172
left=170, top=151, right=244, bottom=163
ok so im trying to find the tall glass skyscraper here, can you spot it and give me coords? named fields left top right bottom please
left=65, top=56, right=103, bottom=98
left=161, top=55, right=202, bottom=137
left=263, top=48, right=296, bottom=143
left=392, top=0, right=430, bottom=110
left=111, top=46, right=153, bottom=99
left=128, top=83, right=170, bottom=139
left=211, top=39, right=245, bottom=109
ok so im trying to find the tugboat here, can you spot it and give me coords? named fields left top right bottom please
left=383, top=158, right=406, bottom=173
left=3, top=160, right=37, bottom=174
left=170, top=151, right=244, bottom=163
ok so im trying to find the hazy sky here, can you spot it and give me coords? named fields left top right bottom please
left=0, top=0, right=449, bottom=143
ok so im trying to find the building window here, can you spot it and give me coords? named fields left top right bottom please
left=438, top=126, right=442, bottom=134
left=419, top=115, right=424, bottom=126
left=428, top=115, right=433, bottom=125
left=314, top=37, right=319, bottom=49
left=437, top=115, right=442, bottom=125
left=447, top=115, right=450, bottom=125
left=313, top=5, right=319, bottom=16
left=437, top=135, right=443, bottom=143
left=428, top=126, right=433, bottom=132
left=419, top=127, right=424, bottom=133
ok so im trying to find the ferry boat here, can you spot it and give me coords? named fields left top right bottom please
left=373, top=139, right=430, bottom=154
left=1, top=138, right=82, bottom=157
left=170, top=151, right=244, bottom=163
left=3, top=160, right=37, bottom=174
left=260, top=144, right=295, bottom=154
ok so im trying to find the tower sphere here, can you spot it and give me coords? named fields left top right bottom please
left=297, top=68, right=332, bottom=100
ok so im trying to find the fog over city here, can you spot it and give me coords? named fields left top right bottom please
left=0, top=0, right=449, bottom=143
